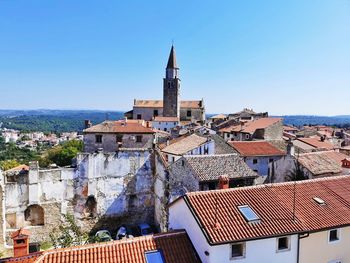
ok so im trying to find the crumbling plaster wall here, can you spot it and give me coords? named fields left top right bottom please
left=1, top=149, right=155, bottom=244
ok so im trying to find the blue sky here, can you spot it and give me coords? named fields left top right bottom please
left=0, top=0, right=349, bottom=115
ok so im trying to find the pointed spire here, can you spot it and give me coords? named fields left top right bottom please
left=166, top=45, right=178, bottom=69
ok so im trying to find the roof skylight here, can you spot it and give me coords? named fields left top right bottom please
left=238, top=205, right=260, bottom=222
left=313, top=197, right=326, bottom=205
left=145, top=250, right=165, bottom=263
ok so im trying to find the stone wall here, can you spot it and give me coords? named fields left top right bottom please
left=261, top=120, right=283, bottom=140
left=133, top=107, right=163, bottom=121
left=0, top=149, right=155, bottom=245
left=180, top=108, right=205, bottom=123
left=83, top=133, right=153, bottom=152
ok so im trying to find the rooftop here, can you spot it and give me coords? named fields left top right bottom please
left=5, top=231, right=200, bottom=263
left=296, top=137, right=335, bottom=150
left=161, top=134, right=208, bottom=155
left=153, top=116, right=179, bottom=122
left=83, top=120, right=154, bottom=134
left=219, top=117, right=282, bottom=134
left=228, top=141, right=286, bottom=157
left=176, top=175, right=350, bottom=244
left=297, top=151, right=349, bottom=176
left=180, top=154, right=257, bottom=181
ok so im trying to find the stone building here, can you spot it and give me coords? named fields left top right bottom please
left=169, top=154, right=258, bottom=197
left=0, top=150, right=155, bottom=245
left=219, top=117, right=283, bottom=141
left=126, top=46, right=205, bottom=124
left=83, top=119, right=154, bottom=152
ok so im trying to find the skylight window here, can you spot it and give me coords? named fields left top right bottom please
left=313, top=197, right=326, bottom=205
left=145, top=250, right=165, bottom=263
left=238, top=205, right=260, bottom=222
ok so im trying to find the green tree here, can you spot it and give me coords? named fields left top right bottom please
left=0, top=159, right=20, bottom=171
left=39, top=140, right=83, bottom=167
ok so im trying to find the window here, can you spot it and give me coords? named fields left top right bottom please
left=137, top=114, right=142, bottom=120
left=24, top=205, right=45, bottom=226
left=277, top=236, right=290, bottom=251
left=174, top=122, right=177, bottom=125
left=136, top=135, right=142, bottom=143
left=329, top=229, right=340, bottom=242
left=238, top=205, right=260, bottom=222
left=164, top=128, right=167, bottom=131
left=269, top=158, right=274, bottom=163
left=253, top=159, right=258, bottom=164
left=187, top=110, right=191, bottom=117
left=145, top=250, right=165, bottom=263
left=245, top=134, right=250, bottom=139
left=116, top=135, right=123, bottom=143
left=231, top=243, right=245, bottom=259
left=153, top=110, right=158, bottom=117
left=95, top=135, right=102, bottom=143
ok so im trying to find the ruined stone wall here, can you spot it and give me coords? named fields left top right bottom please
left=1, top=149, right=155, bottom=244
left=153, top=153, right=169, bottom=232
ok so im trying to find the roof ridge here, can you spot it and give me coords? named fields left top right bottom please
left=186, top=175, right=350, bottom=196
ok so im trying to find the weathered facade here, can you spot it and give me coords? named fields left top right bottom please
left=0, top=150, right=154, bottom=245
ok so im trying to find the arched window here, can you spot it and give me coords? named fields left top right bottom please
left=24, top=205, right=44, bottom=226
left=85, top=195, right=97, bottom=217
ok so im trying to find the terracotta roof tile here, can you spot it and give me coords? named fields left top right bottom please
left=180, top=176, right=350, bottom=244
left=219, top=118, right=282, bottom=134
left=228, top=141, right=286, bottom=157
left=83, top=120, right=154, bottom=134
left=153, top=116, right=179, bottom=122
left=297, top=151, right=348, bottom=176
left=297, top=137, right=335, bottom=150
left=34, top=230, right=199, bottom=263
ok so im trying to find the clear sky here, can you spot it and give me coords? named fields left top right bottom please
left=0, top=0, right=349, bottom=115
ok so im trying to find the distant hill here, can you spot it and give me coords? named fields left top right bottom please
left=276, top=115, right=350, bottom=127
left=0, top=110, right=124, bottom=133
left=0, top=110, right=349, bottom=133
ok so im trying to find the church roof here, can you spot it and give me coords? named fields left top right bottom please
left=166, top=45, right=178, bottom=69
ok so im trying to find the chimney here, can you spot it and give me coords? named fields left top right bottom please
left=342, top=159, right=350, bottom=169
left=218, top=175, right=229, bottom=190
left=11, top=228, right=30, bottom=258
left=287, top=138, right=295, bottom=156
left=84, top=120, right=92, bottom=129
left=320, top=135, right=325, bottom=142
left=124, top=117, right=128, bottom=124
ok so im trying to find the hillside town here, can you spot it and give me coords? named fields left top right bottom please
left=0, top=46, right=349, bottom=263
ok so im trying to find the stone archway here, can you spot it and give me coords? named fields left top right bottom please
left=24, top=205, right=44, bottom=226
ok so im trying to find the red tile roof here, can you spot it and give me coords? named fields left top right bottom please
left=5, top=164, right=29, bottom=172
left=177, top=176, right=350, bottom=244
left=297, top=137, right=335, bottom=150
left=32, top=230, right=199, bottom=263
left=84, top=120, right=154, bottom=134
left=153, top=116, right=179, bottom=122
left=228, top=141, right=286, bottom=157
left=219, top=118, right=282, bottom=134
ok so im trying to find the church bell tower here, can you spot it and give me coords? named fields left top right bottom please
left=163, top=45, right=180, bottom=118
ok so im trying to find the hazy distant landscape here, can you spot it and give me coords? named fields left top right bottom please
left=0, top=110, right=349, bottom=133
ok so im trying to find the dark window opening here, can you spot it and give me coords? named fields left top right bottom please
left=116, top=135, right=123, bottom=143
left=24, top=205, right=45, bottom=226
left=136, top=135, right=142, bottom=143
left=253, top=159, right=258, bottom=164
left=95, top=135, right=102, bottom=143
left=277, top=237, right=289, bottom=250
left=269, top=158, right=274, bottom=163
left=329, top=229, right=339, bottom=242
left=137, top=114, right=142, bottom=120
left=231, top=243, right=245, bottom=258
left=153, top=110, right=158, bottom=117
left=187, top=110, right=191, bottom=117
left=16, top=239, right=25, bottom=244
left=85, top=195, right=97, bottom=218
